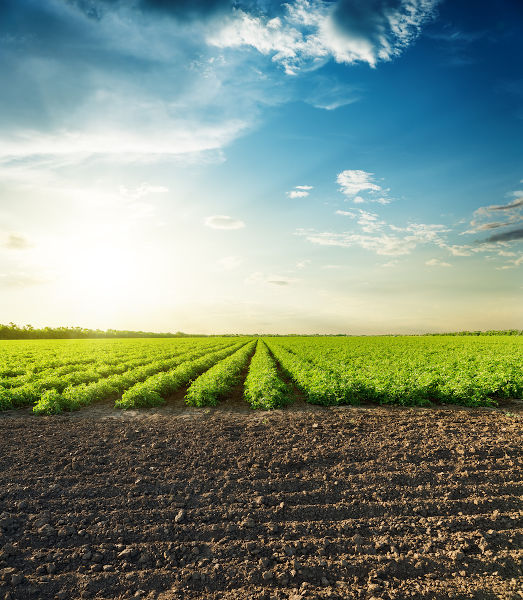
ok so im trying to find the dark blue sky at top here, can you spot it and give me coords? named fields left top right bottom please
left=1, top=0, right=521, bottom=219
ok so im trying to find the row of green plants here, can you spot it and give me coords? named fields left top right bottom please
left=185, top=341, right=257, bottom=407
left=243, top=340, right=291, bottom=409
left=1, top=335, right=520, bottom=413
left=1, top=345, right=202, bottom=411
left=266, top=341, right=349, bottom=405
left=0, top=337, right=205, bottom=378
left=30, top=340, right=235, bottom=414
left=266, top=336, right=522, bottom=406
left=116, top=341, right=251, bottom=409
left=0, top=343, right=180, bottom=389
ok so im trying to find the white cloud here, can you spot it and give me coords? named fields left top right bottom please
left=0, top=121, right=247, bottom=163
left=381, top=260, right=398, bottom=268
left=297, top=229, right=417, bottom=256
left=287, top=184, right=313, bottom=198
left=425, top=258, right=452, bottom=267
left=303, top=175, right=521, bottom=265
left=442, top=243, right=473, bottom=257
left=217, top=256, right=243, bottom=270
left=209, top=0, right=438, bottom=73
left=337, top=169, right=382, bottom=197
left=204, top=215, right=246, bottom=230
left=357, top=209, right=385, bottom=233
left=393, top=223, right=450, bottom=242
left=297, top=214, right=449, bottom=257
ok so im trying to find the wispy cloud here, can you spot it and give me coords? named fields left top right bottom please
left=296, top=259, right=311, bottom=269
left=426, top=258, right=452, bottom=267
left=304, top=77, right=361, bottom=110
left=336, top=208, right=387, bottom=232
left=246, top=272, right=298, bottom=286
left=381, top=260, right=398, bottom=268
left=297, top=229, right=418, bottom=256
left=287, top=184, right=313, bottom=198
left=2, top=233, right=33, bottom=250
left=118, top=183, right=169, bottom=200
left=204, top=215, right=246, bottom=230
left=0, top=272, right=49, bottom=288
left=298, top=207, right=449, bottom=257
left=496, top=254, right=523, bottom=270
left=424, top=24, right=484, bottom=67
left=465, top=189, right=523, bottom=235
left=0, top=122, right=248, bottom=163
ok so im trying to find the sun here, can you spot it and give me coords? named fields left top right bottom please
left=57, top=241, right=137, bottom=315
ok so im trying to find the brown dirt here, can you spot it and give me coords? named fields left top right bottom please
left=0, top=402, right=522, bottom=600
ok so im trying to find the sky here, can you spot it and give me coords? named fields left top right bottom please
left=0, top=0, right=522, bottom=334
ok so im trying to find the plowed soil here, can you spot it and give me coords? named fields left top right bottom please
left=0, top=402, right=522, bottom=600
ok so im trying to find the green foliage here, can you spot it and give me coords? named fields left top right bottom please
left=244, top=341, right=291, bottom=409
left=31, top=340, right=236, bottom=413
left=16, top=338, right=233, bottom=413
left=32, top=389, right=67, bottom=415
left=185, top=341, right=256, bottom=407
left=265, top=336, right=522, bottom=407
left=116, top=341, right=249, bottom=409
left=1, top=334, right=520, bottom=413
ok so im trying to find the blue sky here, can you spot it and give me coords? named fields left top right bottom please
left=0, top=0, right=522, bottom=333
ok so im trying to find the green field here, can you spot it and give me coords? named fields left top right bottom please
left=0, top=336, right=521, bottom=414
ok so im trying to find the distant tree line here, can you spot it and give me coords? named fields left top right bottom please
left=0, top=323, right=191, bottom=340
left=0, top=323, right=520, bottom=339
left=424, top=330, right=522, bottom=336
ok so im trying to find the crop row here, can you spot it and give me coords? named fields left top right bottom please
left=28, top=341, right=236, bottom=414
left=184, top=340, right=257, bottom=407
left=266, top=341, right=348, bottom=405
left=243, top=340, right=291, bottom=409
left=116, top=341, right=252, bottom=409
left=0, top=338, right=201, bottom=378
left=0, top=344, right=182, bottom=390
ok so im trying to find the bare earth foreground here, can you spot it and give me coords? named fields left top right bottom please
left=0, top=401, right=522, bottom=600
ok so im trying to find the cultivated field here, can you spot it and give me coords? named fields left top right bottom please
left=0, top=407, right=522, bottom=599
left=0, top=336, right=521, bottom=599
left=0, top=336, right=521, bottom=414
